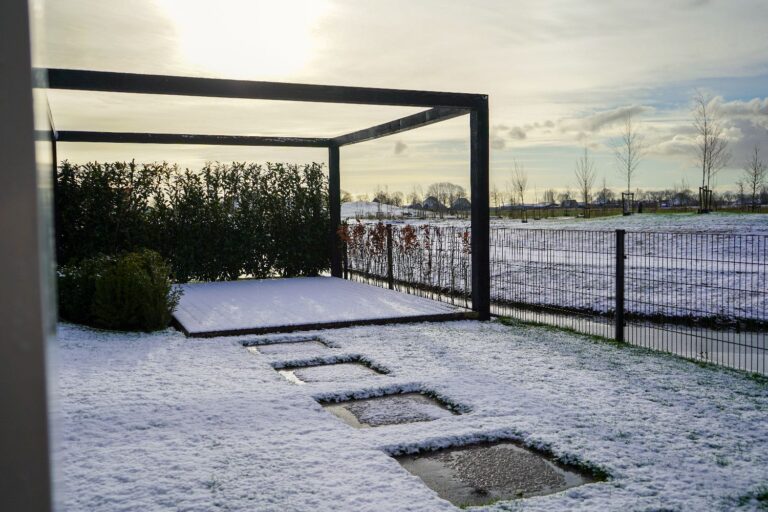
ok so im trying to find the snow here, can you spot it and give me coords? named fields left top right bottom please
left=342, top=201, right=419, bottom=220
left=55, top=319, right=768, bottom=511
left=173, top=277, right=465, bottom=335
left=431, top=212, right=768, bottom=235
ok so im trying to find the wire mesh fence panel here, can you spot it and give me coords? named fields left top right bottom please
left=624, top=232, right=767, bottom=374
left=489, top=229, right=616, bottom=338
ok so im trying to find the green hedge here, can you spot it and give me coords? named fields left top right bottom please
left=58, top=250, right=181, bottom=331
left=55, top=161, right=330, bottom=281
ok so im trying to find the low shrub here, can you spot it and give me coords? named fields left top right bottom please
left=57, top=255, right=110, bottom=326
left=58, top=249, right=181, bottom=332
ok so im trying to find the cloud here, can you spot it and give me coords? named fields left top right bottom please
left=508, top=126, right=527, bottom=140
left=654, top=134, right=696, bottom=156
left=394, top=140, right=407, bottom=154
left=491, top=137, right=506, bottom=150
left=716, top=97, right=768, bottom=118
left=490, top=125, right=508, bottom=149
left=562, top=105, right=653, bottom=133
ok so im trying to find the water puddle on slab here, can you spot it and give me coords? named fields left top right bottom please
left=247, top=339, right=329, bottom=356
left=278, top=361, right=384, bottom=384
left=396, top=441, right=603, bottom=507
left=323, top=392, right=458, bottom=428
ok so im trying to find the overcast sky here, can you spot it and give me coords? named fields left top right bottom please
left=44, top=0, right=768, bottom=199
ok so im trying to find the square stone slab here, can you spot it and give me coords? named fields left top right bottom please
left=396, top=442, right=603, bottom=507
left=247, top=339, right=329, bottom=356
left=322, top=393, right=457, bottom=428
left=278, top=361, right=384, bottom=384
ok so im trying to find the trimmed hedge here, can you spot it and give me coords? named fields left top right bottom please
left=55, top=160, right=330, bottom=281
left=58, top=250, right=181, bottom=331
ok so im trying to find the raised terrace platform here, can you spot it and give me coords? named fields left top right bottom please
left=172, top=276, right=472, bottom=337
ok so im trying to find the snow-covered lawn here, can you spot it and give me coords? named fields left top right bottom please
left=54, top=320, right=768, bottom=511
left=397, top=211, right=768, bottom=235
left=342, top=200, right=421, bottom=220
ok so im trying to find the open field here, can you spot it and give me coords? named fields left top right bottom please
left=410, top=211, right=768, bottom=235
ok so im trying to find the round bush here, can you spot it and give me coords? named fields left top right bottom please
left=58, top=249, right=181, bottom=332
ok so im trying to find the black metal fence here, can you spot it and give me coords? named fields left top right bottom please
left=343, top=223, right=767, bottom=375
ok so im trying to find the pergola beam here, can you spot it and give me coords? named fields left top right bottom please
left=333, top=107, right=469, bottom=147
left=38, top=68, right=487, bottom=109
left=55, top=130, right=331, bottom=147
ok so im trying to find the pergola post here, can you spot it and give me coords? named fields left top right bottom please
left=328, top=144, right=342, bottom=277
left=470, top=99, right=490, bottom=320
left=0, top=0, right=54, bottom=510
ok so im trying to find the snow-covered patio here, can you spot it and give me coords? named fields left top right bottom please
left=173, top=276, right=470, bottom=336
left=55, top=320, right=768, bottom=511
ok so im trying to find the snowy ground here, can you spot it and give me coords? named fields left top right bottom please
left=174, top=277, right=465, bottom=335
left=55, top=320, right=768, bottom=511
left=342, top=201, right=421, bottom=220
left=391, top=211, right=768, bottom=235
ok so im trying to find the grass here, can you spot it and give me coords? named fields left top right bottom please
left=496, top=316, right=624, bottom=347
left=733, top=485, right=768, bottom=509
left=495, top=316, right=767, bottom=386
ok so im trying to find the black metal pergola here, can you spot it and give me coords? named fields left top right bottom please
left=34, top=68, right=490, bottom=319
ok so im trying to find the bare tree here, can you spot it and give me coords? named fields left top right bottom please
left=542, top=188, right=556, bottom=205
left=340, top=189, right=353, bottom=203
left=407, top=185, right=423, bottom=206
left=490, top=183, right=503, bottom=213
left=508, top=159, right=528, bottom=221
left=693, top=90, right=731, bottom=191
left=613, top=111, right=645, bottom=195
left=596, top=177, right=614, bottom=205
left=741, top=145, right=766, bottom=211
left=574, top=146, right=597, bottom=207
left=557, top=188, right=573, bottom=203
left=735, top=179, right=747, bottom=210
left=510, top=159, right=528, bottom=205
left=373, top=185, right=389, bottom=203
left=426, top=182, right=465, bottom=208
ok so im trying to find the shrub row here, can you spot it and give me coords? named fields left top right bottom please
left=55, top=161, right=330, bottom=281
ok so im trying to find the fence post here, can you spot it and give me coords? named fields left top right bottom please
left=342, top=241, right=349, bottom=280
left=615, top=229, right=626, bottom=342
left=386, top=224, right=394, bottom=289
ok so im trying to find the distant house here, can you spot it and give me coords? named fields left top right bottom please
left=560, top=198, right=579, bottom=208
left=409, top=201, right=422, bottom=210
left=451, top=197, right=471, bottom=211
left=422, top=196, right=446, bottom=211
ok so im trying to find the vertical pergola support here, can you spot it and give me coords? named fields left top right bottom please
left=328, top=144, right=342, bottom=277
left=470, top=100, right=491, bottom=319
left=1, top=2, right=54, bottom=510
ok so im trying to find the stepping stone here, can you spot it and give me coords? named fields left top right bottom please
left=247, top=339, right=329, bottom=356
left=396, top=442, right=603, bottom=507
left=322, top=392, right=457, bottom=428
left=278, top=361, right=384, bottom=384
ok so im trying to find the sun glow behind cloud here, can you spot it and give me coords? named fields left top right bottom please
left=155, top=0, right=329, bottom=79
